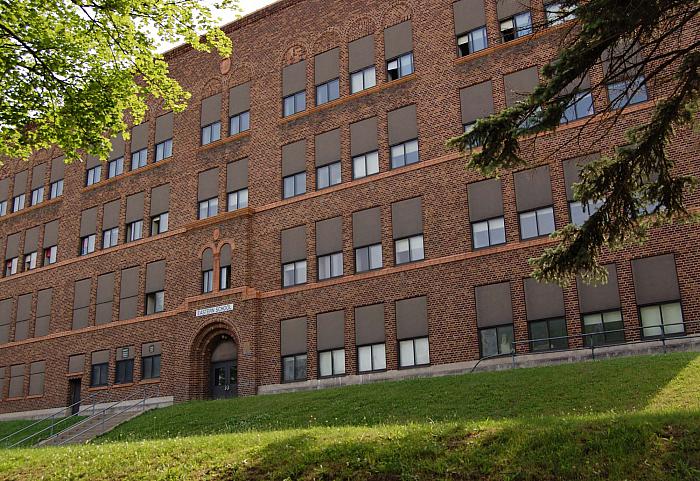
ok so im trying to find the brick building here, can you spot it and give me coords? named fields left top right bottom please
left=1, top=0, right=698, bottom=417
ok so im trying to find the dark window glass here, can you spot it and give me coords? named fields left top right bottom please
left=282, top=353, right=307, bottom=382
left=115, top=359, right=134, bottom=384
left=479, top=325, right=515, bottom=357
left=142, top=355, right=161, bottom=379
left=90, top=363, right=109, bottom=387
left=529, top=318, right=568, bottom=351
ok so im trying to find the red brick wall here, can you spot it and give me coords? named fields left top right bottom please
left=0, top=0, right=698, bottom=414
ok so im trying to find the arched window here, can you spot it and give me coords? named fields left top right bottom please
left=202, top=248, right=214, bottom=293
left=220, top=244, right=232, bottom=290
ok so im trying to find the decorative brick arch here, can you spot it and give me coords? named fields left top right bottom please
left=282, top=44, right=308, bottom=66
left=200, top=77, right=223, bottom=100
left=313, top=28, right=342, bottom=55
left=383, top=2, right=413, bottom=28
left=345, top=16, right=377, bottom=42
left=187, top=320, right=242, bottom=400
left=224, top=63, right=253, bottom=89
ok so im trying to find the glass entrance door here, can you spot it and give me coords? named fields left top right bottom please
left=210, top=360, right=237, bottom=399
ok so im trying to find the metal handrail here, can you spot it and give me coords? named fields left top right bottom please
left=471, top=320, right=697, bottom=373
left=56, top=385, right=157, bottom=446
left=0, top=387, right=111, bottom=448
left=41, top=385, right=158, bottom=447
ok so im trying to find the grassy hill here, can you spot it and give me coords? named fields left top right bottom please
left=1, top=352, right=699, bottom=480
left=0, top=416, right=83, bottom=449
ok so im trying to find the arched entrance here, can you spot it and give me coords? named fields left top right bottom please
left=209, top=334, right=238, bottom=399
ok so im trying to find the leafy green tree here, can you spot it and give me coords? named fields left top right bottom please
left=0, top=0, right=238, bottom=163
left=449, top=0, right=699, bottom=285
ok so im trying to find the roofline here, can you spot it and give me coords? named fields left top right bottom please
left=162, top=0, right=303, bottom=61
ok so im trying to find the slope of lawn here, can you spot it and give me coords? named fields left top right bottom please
left=0, top=416, right=83, bottom=448
left=0, top=352, right=698, bottom=480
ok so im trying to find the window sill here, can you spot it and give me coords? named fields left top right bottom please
left=453, top=21, right=572, bottom=67
left=82, top=156, right=175, bottom=194
left=198, top=130, right=250, bottom=153
left=87, top=385, right=110, bottom=392
left=26, top=394, right=44, bottom=399
left=278, top=74, right=416, bottom=125
left=139, top=378, right=161, bottom=385
left=0, top=196, right=61, bottom=224
left=65, top=372, right=84, bottom=377
left=5, top=397, right=24, bottom=401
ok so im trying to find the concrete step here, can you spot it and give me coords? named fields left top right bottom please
left=38, top=411, right=141, bottom=446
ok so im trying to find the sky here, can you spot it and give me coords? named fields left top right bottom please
left=158, top=0, right=277, bottom=52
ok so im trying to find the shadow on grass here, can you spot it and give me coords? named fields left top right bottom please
left=101, top=352, right=700, bottom=444
left=206, top=412, right=700, bottom=481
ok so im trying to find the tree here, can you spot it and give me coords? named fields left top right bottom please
left=448, top=0, right=699, bottom=285
left=0, top=0, right=238, bottom=163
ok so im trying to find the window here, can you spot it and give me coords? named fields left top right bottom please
left=358, top=343, right=386, bottom=372
left=23, top=251, right=37, bottom=271
left=107, top=157, right=124, bottom=179
left=640, top=301, right=684, bottom=338
left=317, top=162, right=341, bottom=189
left=387, top=52, right=414, bottom=81
left=151, top=212, right=168, bottom=235
left=319, top=348, right=345, bottom=377
left=316, top=78, right=339, bottom=106
left=115, top=359, right=134, bottom=384
left=30, top=187, right=44, bottom=206
left=529, top=318, right=568, bottom=351
left=283, top=91, right=306, bottom=117
left=43, top=246, right=57, bottom=265
left=126, top=220, right=143, bottom=243
left=519, top=207, right=555, bottom=239
left=80, top=234, right=96, bottom=256
left=561, top=91, right=594, bottom=123
left=4, top=257, right=18, bottom=276
left=457, top=26, right=488, bottom=57
left=399, top=337, right=430, bottom=367
left=131, top=149, right=147, bottom=170
left=0, top=200, right=6, bottom=216
left=142, top=354, right=161, bottom=379
left=395, top=235, right=424, bottom=264
left=545, top=2, right=576, bottom=26
left=355, top=244, right=383, bottom=272
left=463, top=123, right=479, bottom=146
left=472, top=217, right=506, bottom=249
left=283, top=260, right=307, bottom=287
left=582, top=310, right=624, bottom=347
left=90, top=363, right=108, bottom=387
left=350, top=66, right=376, bottom=94
left=86, top=165, right=101, bottom=186
left=103, top=227, right=119, bottom=249
left=390, top=139, right=419, bottom=169
left=569, top=199, right=603, bottom=226
left=12, top=194, right=25, bottom=212
left=282, top=353, right=307, bottom=382
left=227, top=189, right=249, bottom=211
left=500, top=12, right=532, bottom=42
left=283, top=172, right=306, bottom=199
left=318, top=252, right=343, bottom=280
left=229, top=111, right=250, bottom=135
left=608, top=76, right=648, bottom=109
left=201, top=122, right=221, bottom=145
left=49, top=180, right=63, bottom=199
left=479, top=325, right=514, bottom=357
left=198, top=197, right=218, bottom=219
left=352, top=151, right=379, bottom=179
left=219, top=266, right=231, bottom=290
left=155, top=139, right=173, bottom=162
left=202, top=270, right=213, bottom=293
left=145, top=291, right=164, bottom=315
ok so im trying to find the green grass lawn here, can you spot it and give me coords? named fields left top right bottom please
left=0, top=416, right=83, bottom=449
left=0, top=352, right=698, bottom=480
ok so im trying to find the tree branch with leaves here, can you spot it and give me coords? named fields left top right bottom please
left=0, top=0, right=239, bottom=163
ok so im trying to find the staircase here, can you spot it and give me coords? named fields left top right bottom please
left=1, top=385, right=161, bottom=448
left=38, top=411, right=141, bottom=446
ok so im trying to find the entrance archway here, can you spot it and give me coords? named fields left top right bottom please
left=209, top=335, right=238, bottom=399
left=188, top=322, right=241, bottom=400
